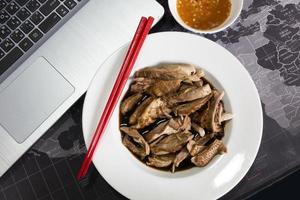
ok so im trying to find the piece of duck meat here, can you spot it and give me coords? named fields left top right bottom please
left=144, top=116, right=191, bottom=143
left=133, top=98, right=171, bottom=129
left=183, top=69, right=205, bottom=83
left=191, top=122, right=205, bottom=137
left=173, top=94, right=212, bottom=116
left=151, top=131, right=193, bottom=155
left=146, top=154, right=176, bottom=168
left=191, top=139, right=226, bottom=167
left=187, top=134, right=214, bottom=156
left=144, top=121, right=177, bottom=143
left=122, top=135, right=148, bottom=159
left=121, top=93, right=143, bottom=114
left=220, top=113, right=234, bottom=123
left=172, top=147, right=189, bottom=173
left=120, top=127, right=150, bottom=155
left=147, top=79, right=182, bottom=97
left=130, top=78, right=155, bottom=93
left=129, top=97, right=153, bottom=125
left=134, top=63, right=196, bottom=80
left=194, top=79, right=203, bottom=87
left=168, top=84, right=212, bottom=105
left=200, top=91, right=225, bottom=132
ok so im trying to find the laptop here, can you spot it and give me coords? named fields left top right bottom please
left=0, top=0, right=164, bottom=176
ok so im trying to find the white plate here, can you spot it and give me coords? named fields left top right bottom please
left=82, top=32, right=263, bottom=200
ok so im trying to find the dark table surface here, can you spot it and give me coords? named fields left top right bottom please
left=0, top=0, right=300, bottom=199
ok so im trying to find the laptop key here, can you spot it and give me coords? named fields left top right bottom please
left=5, top=2, right=20, bottom=15
left=0, top=10, right=10, bottom=24
left=0, top=25, right=11, bottom=39
left=0, top=0, right=7, bottom=10
left=40, top=0, right=59, bottom=16
left=29, top=28, right=42, bottom=42
left=7, top=16, right=21, bottom=30
left=15, top=0, right=29, bottom=6
left=0, top=48, right=4, bottom=59
left=16, top=8, right=31, bottom=21
left=30, top=11, right=44, bottom=25
left=19, top=37, right=33, bottom=51
left=10, top=29, right=25, bottom=43
left=26, top=0, right=40, bottom=12
left=0, top=38, right=14, bottom=52
left=20, top=20, right=34, bottom=34
left=39, top=12, right=61, bottom=33
left=56, top=5, right=68, bottom=17
left=0, top=47, right=23, bottom=75
left=64, top=0, right=76, bottom=9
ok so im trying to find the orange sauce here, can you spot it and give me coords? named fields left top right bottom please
left=177, top=0, right=232, bottom=30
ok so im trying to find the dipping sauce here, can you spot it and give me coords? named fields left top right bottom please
left=177, top=0, right=232, bottom=30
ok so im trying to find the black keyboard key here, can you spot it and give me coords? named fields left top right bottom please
left=20, top=20, right=34, bottom=34
left=56, top=5, right=68, bottom=17
left=4, top=0, right=12, bottom=2
left=39, top=12, right=60, bottom=33
left=26, top=0, right=40, bottom=12
left=0, top=48, right=4, bottom=59
left=0, top=10, right=10, bottom=24
left=15, top=0, right=29, bottom=6
left=19, top=37, right=33, bottom=51
left=5, top=2, right=20, bottom=15
left=16, top=8, right=31, bottom=21
left=7, top=16, right=21, bottom=30
left=0, top=25, right=11, bottom=39
left=10, top=29, right=24, bottom=43
left=0, top=0, right=7, bottom=10
left=0, top=47, right=23, bottom=75
left=40, top=0, right=59, bottom=16
left=30, top=11, right=44, bottom=25
left=0, top=38, right=14, bottom=52
left=64, top=0, right=76, bottom=9
left=38, top=0, right=46, bottom=3
left=29, top=28, right=42, bottom=42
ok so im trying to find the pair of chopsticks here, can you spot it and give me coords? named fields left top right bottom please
left=77, top=16, right=154, bottom=180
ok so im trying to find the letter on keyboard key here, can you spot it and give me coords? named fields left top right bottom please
left=39, top=12, right=61, bottom=33
left=19, top=37, right=33, bottom=51
left=29, top=29, right=43, bottom=42
left=40, top=0, right=60, bottom=16
left=0, top=38, right=15, bottom=52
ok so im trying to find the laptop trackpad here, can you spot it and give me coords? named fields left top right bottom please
left=0, top=57, right=74, bottom=143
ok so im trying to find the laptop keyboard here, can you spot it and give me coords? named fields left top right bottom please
left=0, top=0, right=87, bottom=76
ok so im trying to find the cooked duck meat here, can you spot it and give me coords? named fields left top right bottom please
left=147, top=79, right=182, bottom=97
left=120, top=93, right=143, bottom=114
left=120, top=64, right=232, bottom=172
left=129, top=97, right=153, bottom=125
left=191, top=139, right=226, bottom=167
left=191, top=122, right=205, bottom=137
left=134, top=63, right=196, bottom=80
left=173, top=94, right=212, bottom=116
left=200, top=91, right=225, bottom=132
left=133, top=98, right=171, bottom=129
left=130, top=78, right=154, bottom=93
left=144, top=120, right=177, bottom=143
left=184, top=69, right=205, bottom=82
left=169, top=84, right=211, bottom=105
left=122, top=135, right=148, bottom=159
left=120, top=127, right=150, bottom=155
left=146, top=154, right=176, bottom=168
left=172, top=147, right=189, bottom=173
left=151, top=131, right=193, bottom=155
left=220, top=113, right=234, bottom=123
left=187, top=134, right=213, bottom=156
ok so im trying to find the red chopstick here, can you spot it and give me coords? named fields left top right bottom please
left=77, top=16, right=154, bottom=180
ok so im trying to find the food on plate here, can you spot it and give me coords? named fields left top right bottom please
left=177, top=0, right=232, bottom=31
left=119, top=63, right=233, bottom=172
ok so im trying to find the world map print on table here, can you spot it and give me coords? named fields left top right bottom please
left=206, top=0, right=300, bottom=136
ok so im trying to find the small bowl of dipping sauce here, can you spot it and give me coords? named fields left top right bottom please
left=168, top=0, right=243, bottom=34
